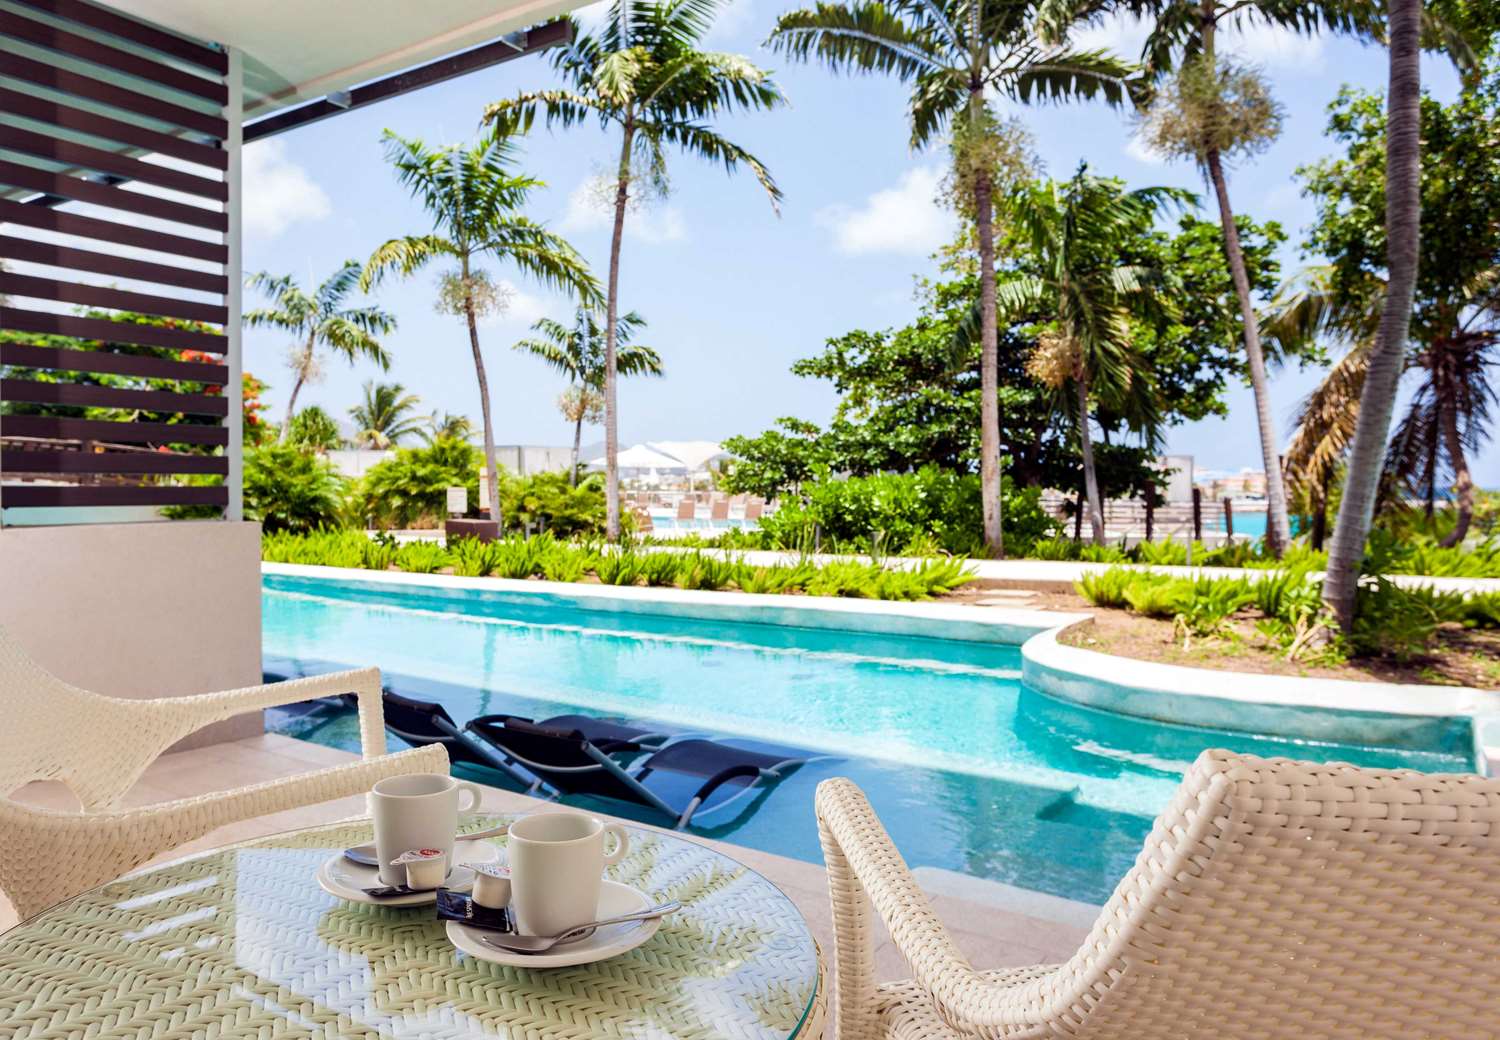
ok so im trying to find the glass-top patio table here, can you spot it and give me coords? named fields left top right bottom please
left=0, top=814, right=825, bottom=1040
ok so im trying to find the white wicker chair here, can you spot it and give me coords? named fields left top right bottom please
left=816, top=749, right=1500, bottom=1039
left=0, top=625, right=448, bottom=921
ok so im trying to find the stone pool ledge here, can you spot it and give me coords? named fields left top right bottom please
left=1022, top=624, right=1500, bottom=770
left=262, top=563, right=1090, bottom=645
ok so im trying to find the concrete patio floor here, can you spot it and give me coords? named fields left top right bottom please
left=4, top=732, right=1093, bottom=984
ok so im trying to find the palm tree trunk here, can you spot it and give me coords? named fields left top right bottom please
left=1438, top=405, right=1473, bottom=547
left=462, top=255, right=503, bottom=527
left=278, top=334, right=314, bottom=442
left=973, top=167, right=1003, bottom=556
left=1324, top=0, right=1422, bottom=631
left=571, top=411, right=584, bottom=488
left=279, top=373, right=306, bottom=442
left=603, top=123, right=635, bottom=541
left=1076, top=371, right=1105, bottom=545
left=1204, top=148, right=1292, bottom=557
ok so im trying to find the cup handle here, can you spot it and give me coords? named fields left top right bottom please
left=602, top=823, right=629, bottom=866
left=456, top=780, right=482, bottom=814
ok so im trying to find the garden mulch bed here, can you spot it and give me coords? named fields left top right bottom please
left=953, top=586, right=1500, bottom=691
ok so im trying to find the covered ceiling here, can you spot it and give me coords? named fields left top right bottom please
left=99, top=0, right=582, bottom=119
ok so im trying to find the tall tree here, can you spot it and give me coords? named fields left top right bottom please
left=994, top=168, right=1190, bottom=543
left=1127, top=1, right=1365, bottom=557
left=244, top=261, right=395, bottom=439
left=362, top=131, right=598, bottom=526
left=513, top=308, right=663, bottom=483
left=1322, top=0, right=1423, bottom=630
left=768, top=0, right=1134, bottom=555
left=486, top=0, right=785, bottom=539
left=349, top=381, right=425, bottom=449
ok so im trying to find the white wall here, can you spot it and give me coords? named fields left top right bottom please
left=0, top=521, right=264, bottom=750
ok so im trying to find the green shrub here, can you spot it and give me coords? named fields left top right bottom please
left=907, top=556, right=978, bottom=594
left=594, top=552, right=643, bottom=586
left=540, top=543, right=591, bottom=583
left=1173, top=577, right=1252, bottom=646
left=244, top=443, right=348, bottom=534
left=449, top=537, right=497, bottom=577
left=735, top=561, right=816, bottom=594
left=362, top=535, right=398, bottom=571
left=1460, top=592, right=1500, bottom=629
left=1122, top=575, right=1188, bottom=619
left=640, top=552, right=684, bottom=587
left=394, top=541, right=450, bottom=573
left=679, top=553, right=736, bottom=591
left=501, top=472, right=607, bottom=538
left=357, top=437, right=481, bottom=530
left=1076, top=566, right=1135, bottom=609
left=757, top=468, right=1060, bottom=556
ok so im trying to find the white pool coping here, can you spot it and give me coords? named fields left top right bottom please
left=261, top=562, right=1088, bottom=644
left=261, top=562, right=1499, bottom=773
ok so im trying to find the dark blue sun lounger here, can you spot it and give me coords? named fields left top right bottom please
left=377, top=691, right=544, bottom=792
left=465, top=714, right=808, bottom=829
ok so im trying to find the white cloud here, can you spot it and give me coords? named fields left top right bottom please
left=560, top=178, right=687, bottom=244
left=242, top=139, right=331, bottom=238
left=476, top=279, right=558, bottom=328
left=1070, top=11, right=1152, bottom=58
left=1125, top=134, right=1168, bottom=165
left=1222, top=18, right=1325, bottom=72
left=815, top=166, right=951, bottom=256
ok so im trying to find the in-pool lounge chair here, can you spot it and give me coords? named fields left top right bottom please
left=466, top=714, right=807, bottom=828
left=814, top=749, right=1500, bottom=1040
left=378, top=691, right=543, bottom=792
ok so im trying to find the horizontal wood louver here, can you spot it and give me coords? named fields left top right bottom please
left=0, top=0, right=232, bottom=519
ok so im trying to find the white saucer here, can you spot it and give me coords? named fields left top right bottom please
left=317, top=840, right=500, bottom=907
left=446, top=880, right=659, bottom=968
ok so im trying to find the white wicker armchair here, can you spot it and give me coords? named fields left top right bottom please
left=0, top=625, right=447, bottom=921
left=816, top=749, right=1500, bottom=1039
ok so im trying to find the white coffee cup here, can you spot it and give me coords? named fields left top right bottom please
left=371, top=773, right=481, bottom=885
left=508, top=812, right=629, bottom=936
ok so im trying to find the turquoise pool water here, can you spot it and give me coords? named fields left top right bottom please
left=263, top=573, right=1473, bottom=905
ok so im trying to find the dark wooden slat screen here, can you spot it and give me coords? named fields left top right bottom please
left=0, top=200, right=228, bottom=264
left=0, top=273, right=228, bottom=325
left=0, top=52, right=227, bottom=138
left=0, top=310, right=227, bottom=354
left=0, top=87, right=227, bottom=170
left=0, top=236, right=228, bottom=294
left=1, top=415, right=229, bottom=447
left=10, top=0, right=228, bottom=74
left=0, top=343, right=229, bottom=383
left=1, top=379, right=229, bottom=417
left=1, top=0, right=231, bottom=520
left=2, top=449, right=228, bottom=476
left=2, top=485, right=229, bottom=508
left=0, top=10, right=227, bottom=104
left=0, top=125, right=228, bottom=201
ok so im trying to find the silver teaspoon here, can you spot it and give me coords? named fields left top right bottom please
left=478, top=900, right=682, bottom=955
left=343, top=823, right=509, bottom=867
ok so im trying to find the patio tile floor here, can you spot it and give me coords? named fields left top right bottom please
left=4, top=732, right=1092, bottom=979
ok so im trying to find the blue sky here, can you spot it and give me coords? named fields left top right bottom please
left=240, top=3, right=1497, bottom=488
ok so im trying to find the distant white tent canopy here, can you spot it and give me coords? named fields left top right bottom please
left=585, top=445, right=689, bottom=472
left=645, top=441, right=730, bottom=473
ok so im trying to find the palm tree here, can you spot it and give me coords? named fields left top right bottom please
left=1267, top=265, right=1497, bottom=549
left=349, top=380, right=426, bottom=450
left=513, top=308, right=663, bottom=483
left=423, top=412, right=476, bottom=445
left=1320, top=0, right=1423, bottom=629
left=244, top=261, right=395, bottom=439
left=485, top=0, right=785, bottom=539
left=768, top=0, right=1134, bottom=555
left=283, top=404, right=344, bottom=454
left=995, top=167, right=1189, bottom=544
left=361, top=131, right=598, bottom=526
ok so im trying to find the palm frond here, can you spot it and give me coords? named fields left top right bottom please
left=649, top=119, right=783, bottom=209
left=767, top=4, right=947, bottom=81
left=361, top=235, right=456, bottom=289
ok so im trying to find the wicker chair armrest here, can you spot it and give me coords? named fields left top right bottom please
left=816, top=777, right=1039, bottom=1035
left=2, top=744, right=447, bottom=922
left=132, top=668, right=388, bottom=758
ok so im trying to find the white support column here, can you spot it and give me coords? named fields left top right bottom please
left=224, top=46, right=244, bottom=521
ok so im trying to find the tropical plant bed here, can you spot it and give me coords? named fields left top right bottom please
left=1014, top=589, right=1500, bottom=690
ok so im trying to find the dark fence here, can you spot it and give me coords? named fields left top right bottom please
left=0, top=0, right=231, bottom=520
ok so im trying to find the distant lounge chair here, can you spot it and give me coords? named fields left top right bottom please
left=710, top=499, right=730, bottom=522
left=674, top=499, right=696, bottom=527
left=466, top=714, right=807, bottom=828
left=745, top=499, right=765, bottom=522
left=378, top=691, right=542, bottom=791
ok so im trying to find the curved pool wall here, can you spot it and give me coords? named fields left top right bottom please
left=260, top=564, right=1485, bottom=904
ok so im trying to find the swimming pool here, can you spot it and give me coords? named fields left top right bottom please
left=263, top=571, right=1473, bottom=905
